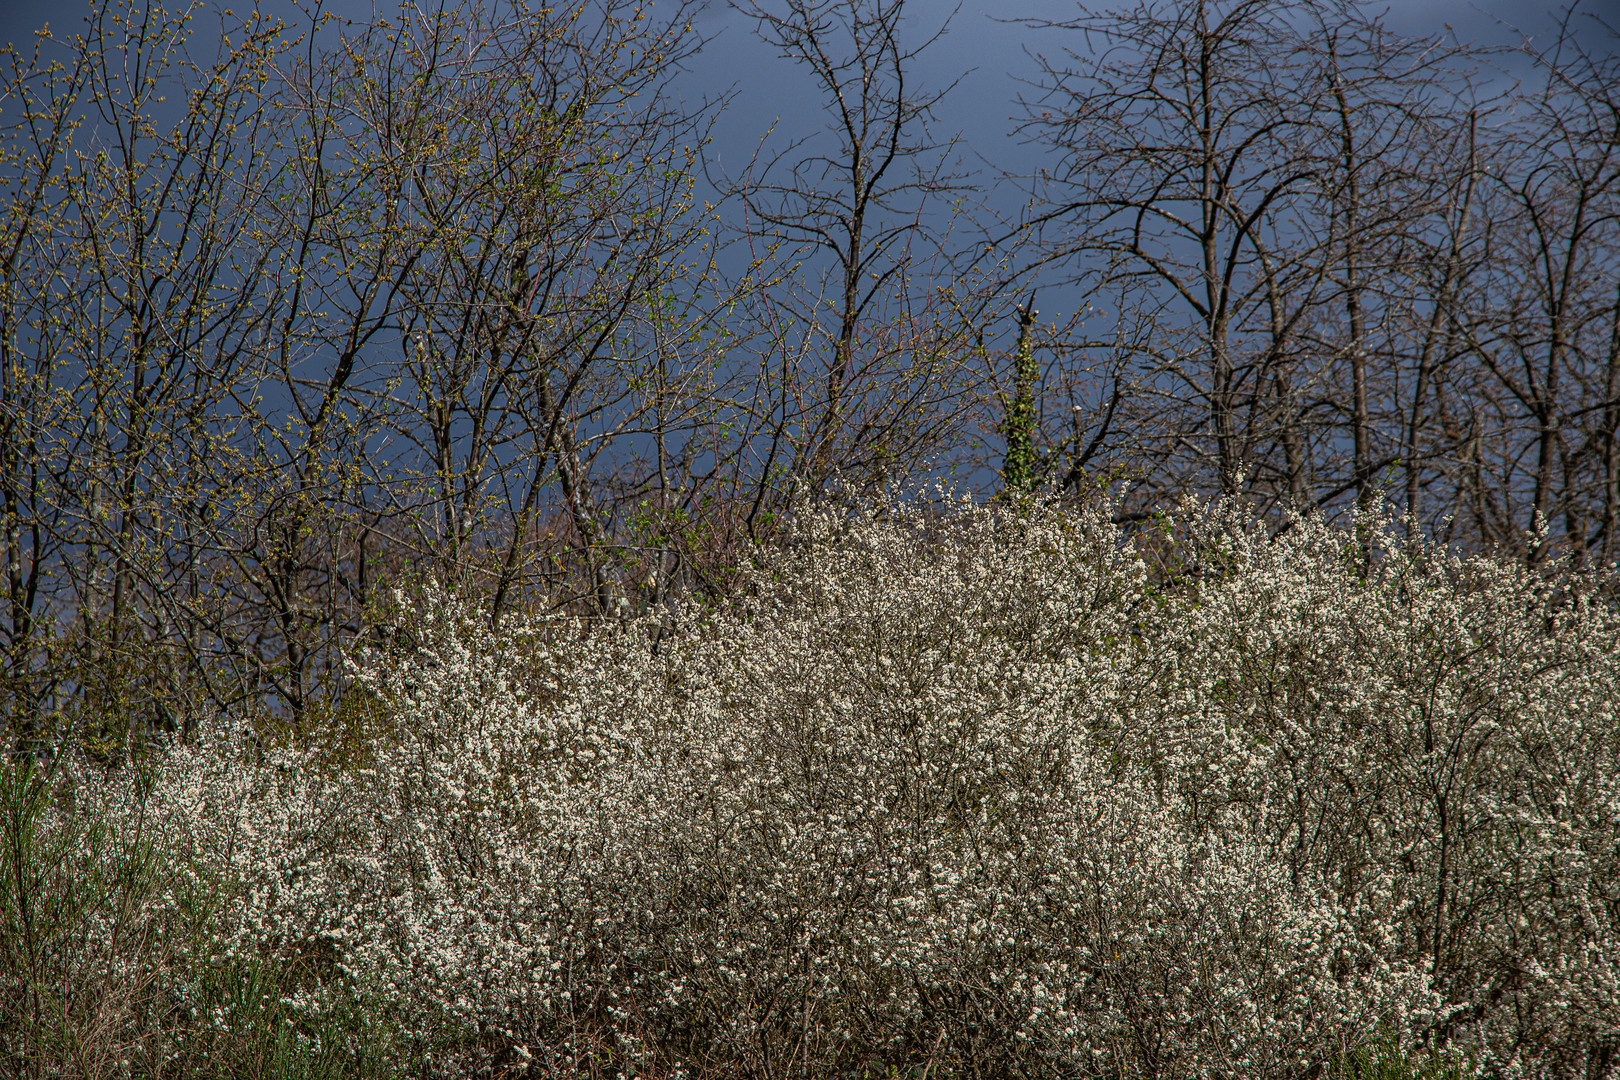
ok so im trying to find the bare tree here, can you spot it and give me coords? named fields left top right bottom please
left=1296, top=9, right=1488, bottom=526
left=1016, top=0, right=1506, bottom=537
left=720, top=0, right=986, bottom=504
left=1020, top=0, right=1349, bottom=506
left=1454, top=15, right=1620, bottom=563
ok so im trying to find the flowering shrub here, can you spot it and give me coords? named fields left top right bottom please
left=69, top=494, right=1620, bottom=1078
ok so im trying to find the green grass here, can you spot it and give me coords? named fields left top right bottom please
left=0, top=754, right=412, bottom=1080
left=1331, top=1030, right=1476, bottom=1080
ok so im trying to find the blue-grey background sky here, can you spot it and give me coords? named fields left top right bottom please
left=5, top=0, right=1614, bottom=171
left=4, top=0, right=1616, bottom=330
left=682, top=0, right=1618, bottom=197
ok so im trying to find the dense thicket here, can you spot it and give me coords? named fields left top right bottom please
left=5, top=494, right=1617, bottom=1078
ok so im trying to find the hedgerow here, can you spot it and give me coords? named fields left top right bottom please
left=10, top=493, right=1619, bottom=1079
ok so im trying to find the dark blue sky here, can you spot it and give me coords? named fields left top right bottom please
left=685, top=0, right=1616, bottom=192
left=5, top=0, right=1608, bottom=210
left=5, top=1, right=1610, bottom=151
left=4, top=0, right=1614, bottom=326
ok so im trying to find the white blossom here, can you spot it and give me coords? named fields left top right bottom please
left=86, top=492, right=1620, bottom=1078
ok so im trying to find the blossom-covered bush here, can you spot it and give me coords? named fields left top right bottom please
left=95, top=494, right=1620, bottom=1078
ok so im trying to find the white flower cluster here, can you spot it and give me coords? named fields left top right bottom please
left=110, top=494, right=1620, bottom=1078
